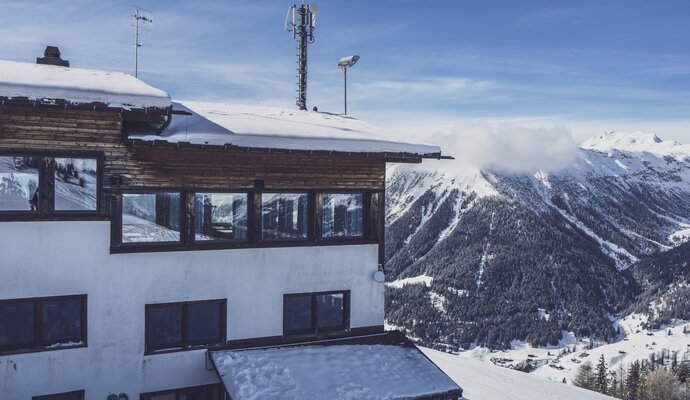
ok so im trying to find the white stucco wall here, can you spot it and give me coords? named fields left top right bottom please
left=0, top=221, right=383, bottom=399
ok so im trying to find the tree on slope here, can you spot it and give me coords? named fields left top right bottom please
left=595, top=354, right=609, bottom=394
left=574, top=360, right=595, bottom=390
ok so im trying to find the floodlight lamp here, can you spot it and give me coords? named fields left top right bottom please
left=338, top=55, right=360, bottom=68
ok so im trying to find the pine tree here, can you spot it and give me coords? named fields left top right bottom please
left=626, top=361, right=641, bottom=400
left=595, top=354, right=609, bottom=394
left=574, top=361, right=595, bottom=390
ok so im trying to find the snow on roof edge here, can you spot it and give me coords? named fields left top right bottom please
left=0, top=59, right=171, bottom=110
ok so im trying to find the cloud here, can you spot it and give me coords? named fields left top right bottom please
left=427, top=122, right=579, bottom=173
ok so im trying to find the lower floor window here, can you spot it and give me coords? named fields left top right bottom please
left=283, top=291, right=349, bottom=336
left=31, top=390, right=84, bottom=400
left=0, top=295, right=86, bottom=354
left=33, top=390, right=84, bottom=400
left=145, top=299, right=226, bottom=353
left=140, top=384, right=225, bottom=400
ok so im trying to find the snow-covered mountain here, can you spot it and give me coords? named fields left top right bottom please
left=385, top=132, right=690, bottom=350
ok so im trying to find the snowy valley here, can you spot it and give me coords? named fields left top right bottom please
left=384, top=131, right=690, bottom=398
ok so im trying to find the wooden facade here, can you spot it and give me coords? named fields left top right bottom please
left=0, top=105, right=388, bottom=192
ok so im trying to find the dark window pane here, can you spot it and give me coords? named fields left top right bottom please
left=147, top=304, right=183, bottom=350
left=54, top=157, right=98, bottom=211
left=122, top=193, right=181, bottom=243
left=42, top=298, right=83, bottom=346
left=0, top=155, right=40, bottom=211
left=144, top=394, right=176, bottom=400
left=195, top=193, right=248, bottom=241
left=0, top=301, right=35, bottom=349
left=317, top=293, right=345, bottom=330
left=322, top=193, right=364, bottom=238
left=187, top=302, right=223, bottom=344
left=262, top=193, right=308, bottom=240
left=284, top=295, right=312, bottom=335
left=181, top=384, right=221, bottom=400
left=33, top=391, right=84, bottom=400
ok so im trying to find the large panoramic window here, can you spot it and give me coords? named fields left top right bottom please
left=145, top=299, right=226, bottom=353
left=122, top=193, right=181, bottom=243
left=140, top=384, right=225, bottom=400
left=283, top=291, right=349, bottom=336
left=0, top=155, right=40, bottom=212
left=194, top=193, right=248, bottom=242
left=33, top=390, right=85, bottom=400
left=322, top=193, right=364, bottom=238
left=0, top=295, right=86, bottom=354
left=261, top=193, right=308, bottom=240
left=54, top=157, right=98, bottom=212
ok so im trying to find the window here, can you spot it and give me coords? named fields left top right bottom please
left=54, top=157, right=98, bottom=212
left=322, top=193, right=364, bottom=238
left=0, top=295, right=86, bottom=354
left=194, top=193, right=248, bottom=242
left=283, top=291, right=349, bottom=336
left=33, top=390, right=85, bottom=400
left=145, top=299, right=226, bottom=353
left=140, top=384, right=225, bottom=400
left=0, top=155, right=40, bottom=212
left=261, top=193, right=308, bottom=240
left=122, top=193, right=181, bottom=243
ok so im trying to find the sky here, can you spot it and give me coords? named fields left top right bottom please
left=1, top=0, right=689, bottom=153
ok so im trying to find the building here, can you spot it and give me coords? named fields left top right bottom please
left=0, top=51, right=461, bottom=399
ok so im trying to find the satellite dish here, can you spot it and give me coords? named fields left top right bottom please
left=373, top=270, right=385, bottom=283
left=309, top=3, right=320, bottom=14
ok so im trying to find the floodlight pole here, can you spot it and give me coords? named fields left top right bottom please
left=343, top=67, right=348, bottom=115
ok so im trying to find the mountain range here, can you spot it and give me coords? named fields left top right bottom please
left=384, top=131, right=690, bottom=350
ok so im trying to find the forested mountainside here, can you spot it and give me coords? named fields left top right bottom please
left=385, top=132, right=690, bottom=350
left=630, top=241, right=690, bottom=328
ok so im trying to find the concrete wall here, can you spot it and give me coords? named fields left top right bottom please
left=0, top=221, right=383, bottom=399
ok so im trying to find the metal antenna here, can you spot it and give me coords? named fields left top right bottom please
left=132, top=6, right=152, bottom=78
left=285, top=3, right=319, bottom=110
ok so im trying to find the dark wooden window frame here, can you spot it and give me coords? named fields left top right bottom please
left=140, top=384, right=226, bottom=400
left=33, top=390, right=85, bottom=400
left=283, top=290, right=351, bottom=338
left=0, top=149, right=104, bottom=221
left=111, top=188, right=383, bottom=254
left=0, top=294, right=88, bottom=356
left=144, top=299, right=227, bottom=355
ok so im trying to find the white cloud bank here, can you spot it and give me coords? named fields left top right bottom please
left=427, top=122, right=579, bottom=173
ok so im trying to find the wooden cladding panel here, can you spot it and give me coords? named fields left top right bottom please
left=0, top=106, right=386, bottom=190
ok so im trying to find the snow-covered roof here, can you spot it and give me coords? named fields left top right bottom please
left=209, top=332, right=462, bottom=400
left=129, top=101, right=443, bottom=157
left=0, top=59, right=171, bottom=110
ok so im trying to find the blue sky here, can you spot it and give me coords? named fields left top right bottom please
left=1, top=0, right=689, bottom=143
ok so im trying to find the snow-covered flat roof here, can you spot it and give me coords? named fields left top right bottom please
left=129, top=101, right=442, bottom=157
left=0, top=59, right=171, bottom=110
left=209, top=332, right=462, bottom=400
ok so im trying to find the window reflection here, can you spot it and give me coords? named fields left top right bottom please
left=0, top=155, right=40, bottom=211
left=122, top=193, right=181, bottom=243
left=54, top=157, right=97, bottom=211
left=194, top=193, right=247, bottom=241
left=322, top=193, right=363, bottom=238
left=262, top=193, right=308, bottom=240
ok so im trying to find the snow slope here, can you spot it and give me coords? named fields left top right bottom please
left=0, top=59, right=170, bottom=109
left=424, top=347, right=615, bottom=400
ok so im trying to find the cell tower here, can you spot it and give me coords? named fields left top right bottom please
left=285, top=3, right=319, bottom=110
left=132, top=7, right=152, bottom=78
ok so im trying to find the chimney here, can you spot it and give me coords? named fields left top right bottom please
left=36, top=46, right=69, bottom=67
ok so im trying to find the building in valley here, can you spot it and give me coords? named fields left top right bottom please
left=0, top=50, right=461, bottom=400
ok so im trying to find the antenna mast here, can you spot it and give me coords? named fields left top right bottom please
left=132, top=7, right=152, bottom=78
left=285, top=3, right=319, bottom=110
